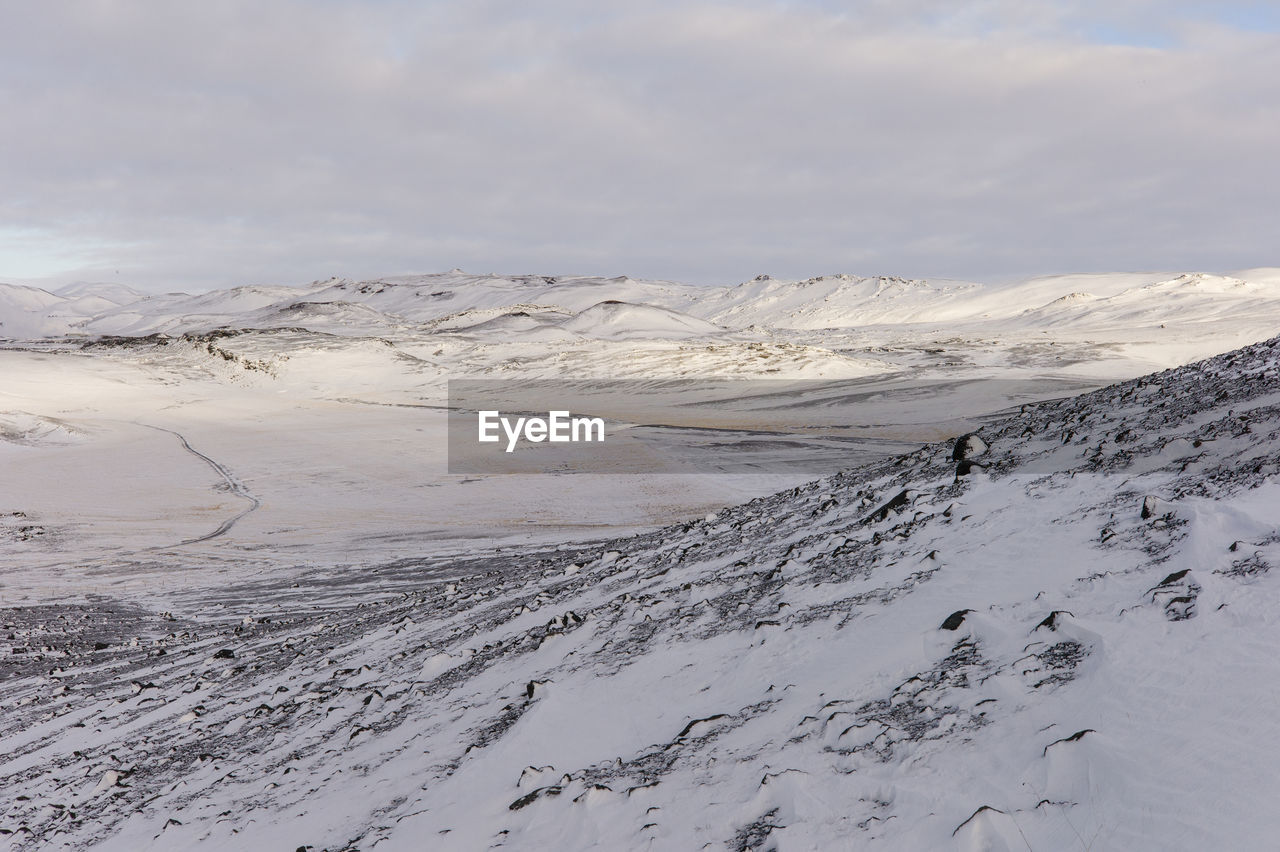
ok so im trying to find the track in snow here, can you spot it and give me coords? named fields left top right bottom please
left=137, top=423, right=262, bottom=547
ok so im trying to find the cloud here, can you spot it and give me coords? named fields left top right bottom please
left=0, top=0, right=1277, bottom=290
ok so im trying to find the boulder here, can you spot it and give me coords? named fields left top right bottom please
left=951, top=433, right=988, bottom=461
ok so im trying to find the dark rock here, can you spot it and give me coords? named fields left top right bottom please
left=1034, top=610, right=1073, bottom=632
left=213, top=649, right=235, bottom=659
left=952, top=805, right=1006, bottom=837
left=951, top=433, right=988, bottom=461
left=1165, top=596, right=1197, bottom=621
left=1042, top=728, right=1095, bottom=755
left=866, top=490, right=913, bottom=523
left=1217, top=553, right=1270, bottom=578
left=677, top=713, right=728, bottom=738
left=1146, top=570, right=1199, bottom=620
left=1150, top=569, right=1189, bottom=590
left=509, top=785, right=562, bottom=811
left=940, top=609, right=972, bottom=631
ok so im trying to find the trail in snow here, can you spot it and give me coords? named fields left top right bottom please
left=136, top=423, right=261, bottom=547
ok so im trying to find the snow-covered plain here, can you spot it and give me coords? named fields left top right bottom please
left=2, top=269, right=1280, bottom=849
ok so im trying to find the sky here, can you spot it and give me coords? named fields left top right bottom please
left=1, top=0, right=1278, bottom=292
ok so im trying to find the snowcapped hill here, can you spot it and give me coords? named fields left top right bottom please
left=0, top=281, right=170, bottom=339
left=0, top=283, right=66, bottom=339
left=443, top=310, right=580, bottom=342
left=559, top=301, right=724, bottom=340
left=6, top=268, right=1280, bottom=343
left=74, top=285, right=324, bottom=336
left=51, top=282, right=148, bottom=303
left=701, top=274, right=985, bottom=328
left=701, top=271, right=1280, bottom=332
left=4, top=334, right=1279, bottom=849
left=294, top=273, right=709, bottom=326
left=429, top=301, right=724, bottom=342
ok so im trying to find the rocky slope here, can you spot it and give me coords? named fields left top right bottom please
left=3, top=333, right=1279, bottom=850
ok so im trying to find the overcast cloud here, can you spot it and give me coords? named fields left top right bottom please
left=1, top=0, right=1277, bottom=291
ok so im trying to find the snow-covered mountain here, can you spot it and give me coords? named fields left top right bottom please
left=3, top=332, right=1279, bottom=849
left=0, top=282, right=147, bottom=339
left=6, top=268, right=1280, bottom=342
left=3, top=269, right=1279, bottom=403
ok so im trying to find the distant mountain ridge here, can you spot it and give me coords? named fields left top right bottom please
left=3, top=269, right=1279, bottom=341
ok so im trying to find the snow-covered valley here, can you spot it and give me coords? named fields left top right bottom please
left=3, top=270, right=1280, bottom=849
left=4, top=268, right=1279, bottom=568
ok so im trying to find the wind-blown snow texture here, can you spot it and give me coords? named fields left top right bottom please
left=4, top=330, right=1280, bottom=849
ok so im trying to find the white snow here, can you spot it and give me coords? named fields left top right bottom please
left=2, top=269, right=1280, bottom=849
